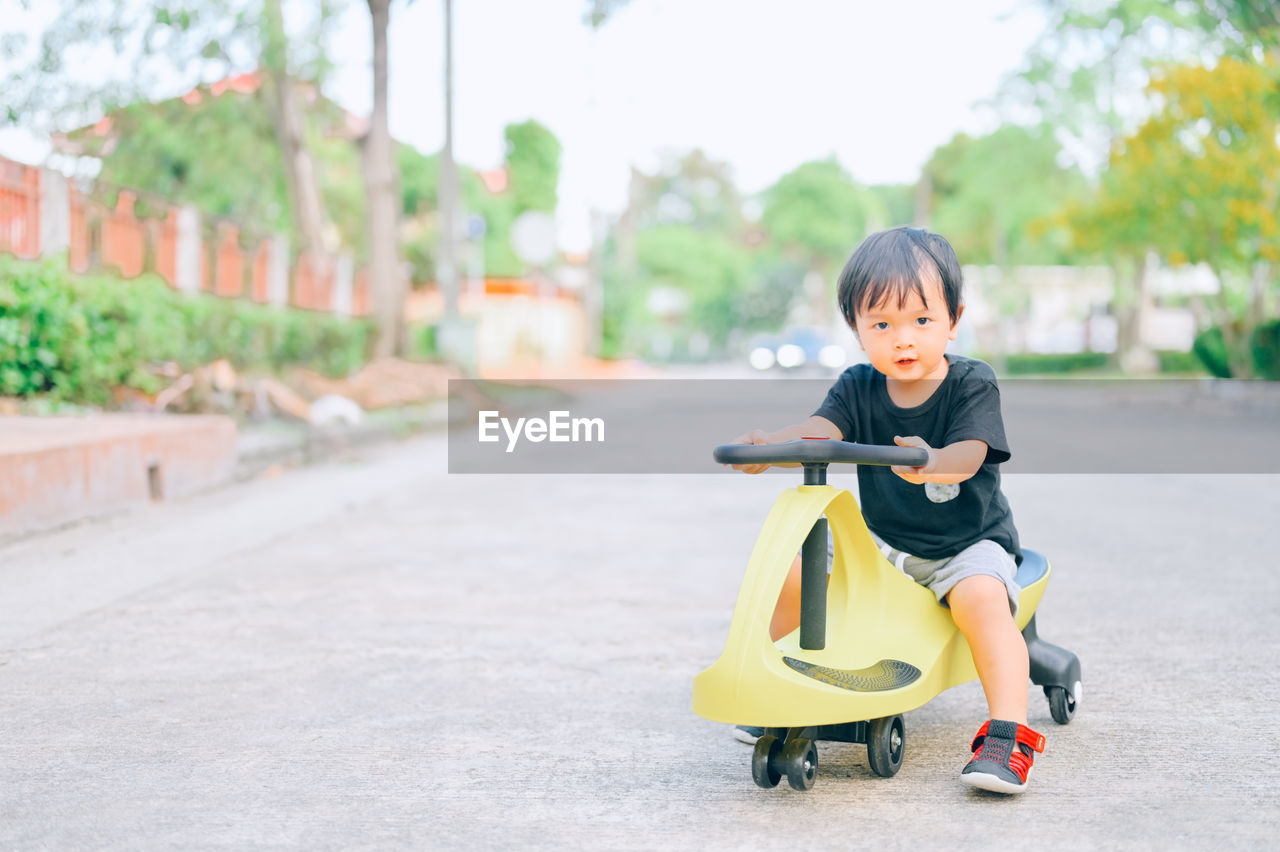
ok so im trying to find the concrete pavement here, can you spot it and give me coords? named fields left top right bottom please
left=1, top=433, right=1278, bottom=848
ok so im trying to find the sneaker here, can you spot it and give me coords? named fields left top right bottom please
left=733, top=725, right=765, bottom=745
left=960, top=719, right=1045, bottom=794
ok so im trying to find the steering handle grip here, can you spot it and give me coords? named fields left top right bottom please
left=713, top=438, right=929, bottom=468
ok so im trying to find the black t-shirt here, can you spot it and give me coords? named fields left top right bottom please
left=812, top=355, right=1021, bottom=563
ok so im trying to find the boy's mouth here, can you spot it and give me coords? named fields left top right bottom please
left=895, top=357, right=917, bottom=367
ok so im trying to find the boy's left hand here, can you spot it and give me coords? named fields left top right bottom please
left=891, top=435, right=937, bottom=484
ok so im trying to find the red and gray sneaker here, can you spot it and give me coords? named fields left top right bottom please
left=960, top=719, right=1045, bottom=794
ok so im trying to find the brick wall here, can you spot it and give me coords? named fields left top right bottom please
left=1, top=153, right=367, bottom=317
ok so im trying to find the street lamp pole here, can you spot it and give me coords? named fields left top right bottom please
left=439, top=0, right=458, bottom=321
left=435, top=0, right=477, bottom=373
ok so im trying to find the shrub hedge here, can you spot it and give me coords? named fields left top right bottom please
left=1000, top=352, right=1111, bottom=375
left=989, top=350, right=1207, bottom=376
left=0, top=256, right=373, bottom=406
left=1155, top=349, right=1203, bottom=375
left=1192, top=319, right=1280, bottom=379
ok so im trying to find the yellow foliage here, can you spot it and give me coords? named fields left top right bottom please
left=1083, top=55, right=1280, bottom=270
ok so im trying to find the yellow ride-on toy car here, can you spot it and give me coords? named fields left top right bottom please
left=696, top=439, right=1081, bottom=791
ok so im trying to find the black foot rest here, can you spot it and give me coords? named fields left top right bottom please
left=783, top=657, right=921, bottom=692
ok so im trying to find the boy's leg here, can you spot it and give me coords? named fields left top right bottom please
left=735, top=556, right=803, bottom=741
left=770, top=555, right=804, bottom=641
left=947, top=574, right=1044, bottom=793
left=946, top=574, right=1029, bottom=723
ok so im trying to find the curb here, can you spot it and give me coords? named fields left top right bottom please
left=0, top=414, right=238, bottom=540
left=233, top=401, right=451, bottom=481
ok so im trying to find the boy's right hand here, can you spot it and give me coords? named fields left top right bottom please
left=729, top=429, right=774, bottom=475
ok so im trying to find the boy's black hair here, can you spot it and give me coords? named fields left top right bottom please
left=836, top=226, right=963, bottom=327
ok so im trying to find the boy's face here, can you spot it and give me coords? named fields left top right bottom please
left=852, top=267, right=960, bottom=385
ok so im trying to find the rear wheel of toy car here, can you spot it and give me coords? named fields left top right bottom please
left=1046, top=684, right=1078, bottom=724
left=781, top=738, right=818, bottom=791
left=751, top=734, right=783, bottom=788
left=867, top=714, right=905, bottom=777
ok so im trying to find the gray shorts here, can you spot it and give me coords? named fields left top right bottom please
left=825, top=532, right=1021, bottom=617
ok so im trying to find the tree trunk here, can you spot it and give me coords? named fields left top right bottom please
left=912, top=172, right=931, bottom=227
left=1249, top=260, right=1270, bottom=330
left=1112, top=257, right=1138, bottom=365
left=1114, top=255, right=1158, bottom=374
left=365, top=0, right=405, bottom=358
left=263, top=0, right=329, bottom=257
left=1207, top=263, right=1252, bottom=379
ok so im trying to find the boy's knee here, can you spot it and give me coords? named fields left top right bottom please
left=946, top=574, right=1012, bottom=616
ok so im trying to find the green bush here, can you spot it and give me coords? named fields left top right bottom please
left=1191, top=326, right=1233, bottom=378
left=0, top=256, right=373, bottom=406
left=1192, top=321, right=1280, bottom=379
left=1001, top=352, right=1110, bottom=375
left=1156, top=350, right=1204, bottom=375
left=405, top=324, right=438, bottom=361
left=1251, top=318, right=1280, bottom=381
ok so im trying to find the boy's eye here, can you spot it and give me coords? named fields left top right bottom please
left=915, top=317, right=932, bottom=326
left=873, top=322, right=889, bottom=331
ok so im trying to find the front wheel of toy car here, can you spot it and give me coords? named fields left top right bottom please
left=780, top=738, right=818, bottom=791
left=751, top=734, right=783, bottom=788
left=867, top=714, right=905, bottom=777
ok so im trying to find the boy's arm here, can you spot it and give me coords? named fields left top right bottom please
left=890, top=436, right=988, bottom=485
left=730, top=415, right=842, bottom=474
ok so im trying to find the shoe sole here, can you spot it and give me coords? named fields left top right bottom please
left=732, top=728, right=761, bottom=745
left=960, top=770, right=1027, bottom=795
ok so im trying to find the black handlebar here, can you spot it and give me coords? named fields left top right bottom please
left=713, top=438, right=929, bottom=468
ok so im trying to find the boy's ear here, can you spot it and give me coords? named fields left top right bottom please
left=948, top=303, right=965, bottom=340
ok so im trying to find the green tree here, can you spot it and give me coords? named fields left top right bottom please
left=760, top=158, right=884, bottom=324
left=5, top=0, right=345, bottom=256
left=624, top=148, right=744, bottom=234
left=1191, top=1, right=1280, bottom=53
left=1073, top=57, right=1280, bottom=376
left=867, top=184, right=916, bottom=230
left=633, top=225, right=748, bottom=352
left=1003, top=0, right=1205, bottom=164
left=761, top=158, right=882, bottom=270
left=66, top=84, right=291, bottom=236
left=504, top=119, right=562, bottom=215
left=1007, top=0, right=1280, bottom=162
left=925, top=125, right=1086, bottom=267
left=387, top=139, right=542, bottom=285
left=601, top=148, right=766, bottom=358
left=997, top=0, right=1280, bottom=372
left=584, top=0, right=632, bottom=28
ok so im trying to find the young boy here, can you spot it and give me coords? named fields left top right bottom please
left=729, top=226, right=1044, bottom=794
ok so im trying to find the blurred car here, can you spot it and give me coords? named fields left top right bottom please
left=748, top=326, right=851, bottom=373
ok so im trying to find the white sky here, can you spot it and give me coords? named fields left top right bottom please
left=1, top=0, right=1048, bottom=253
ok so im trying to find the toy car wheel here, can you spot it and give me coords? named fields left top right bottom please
left=751, top=734, right=783, bottom=788
left=866, top=714, right=905, bottom=777
left=780, top=738, right=818, bottom=791
left=1046, top=685, right=1077, bottom=724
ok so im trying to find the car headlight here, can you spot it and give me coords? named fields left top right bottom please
left=776, top=344, right=805, bottom=368
left=749, top=347, right=776, bottom=370
left=818, top=344, right=846, bottom=368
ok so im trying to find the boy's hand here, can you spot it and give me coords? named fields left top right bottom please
left=725, top=417, right=841, bottom=475
left=891, top=435, right=937, bottom=484
left=730, top=429, right=774, bottom=475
